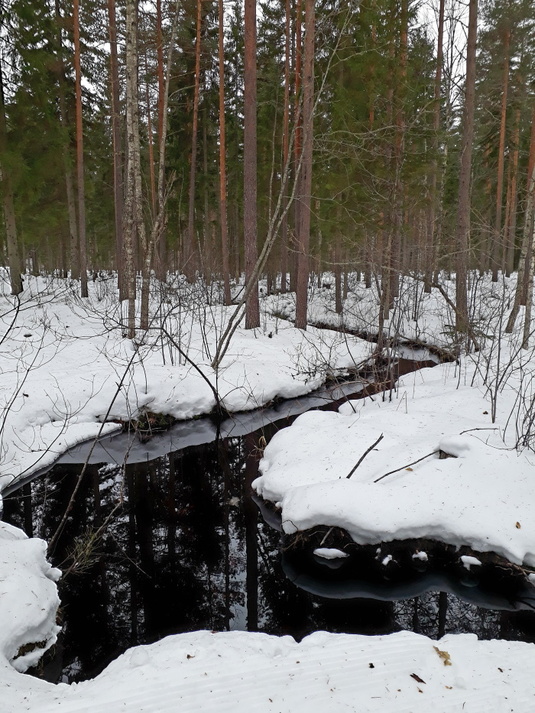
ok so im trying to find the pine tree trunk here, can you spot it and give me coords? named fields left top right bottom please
left=506, top=163, right=535, bottom=333
left=244, top=0, right=260, bottom=328
left=455, top=0, right=478, bottom=337
left=505, top=104, right=535, bottom=332
left=185, top=0, right=202, bottom=282
left=290, top=0, right=303, bottom=296
left=504, top=108, right=520, bottom=276
left=294, top=0, right=314, bottom=330
left=73, top=0, right=88, bottom=297
left=491, top=27, right=510, bottom=282
left=522, top=199, right=535, bottom=349
left=0, top=68, right=23, bottom=294
left=389, top=0, right=408, bottom=308
left=425, top=0, right=445, bottom=293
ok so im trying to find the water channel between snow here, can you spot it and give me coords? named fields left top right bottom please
left=3, top=352, right=535, bottom=684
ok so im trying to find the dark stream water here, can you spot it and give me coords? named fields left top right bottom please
left=3, top=357, right=535, bottom=684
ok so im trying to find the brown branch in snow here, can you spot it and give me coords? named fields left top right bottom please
left=346, top=433, right=384, bottom=479
left=373, top=450, right=439, bottom=483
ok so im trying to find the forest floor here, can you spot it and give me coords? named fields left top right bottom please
left=1, top=272, right=535, bottom=712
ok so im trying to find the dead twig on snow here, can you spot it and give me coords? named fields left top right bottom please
left=346, top=433, right=384, bottom=479
left=374, top=450, right=439, bottom=483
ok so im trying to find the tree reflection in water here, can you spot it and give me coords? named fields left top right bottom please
left=3, top=421, right=535, bottom=683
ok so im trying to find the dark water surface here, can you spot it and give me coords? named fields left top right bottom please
left=3, top=363, right=535, bottom=683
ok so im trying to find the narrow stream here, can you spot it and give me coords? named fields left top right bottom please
left=3, top=354, right=535, bottom=683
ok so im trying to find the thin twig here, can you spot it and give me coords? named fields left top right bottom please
left=459, top=427, right=499, bottom=435
left=346, top=433, right=384, bottom=479
left=374, top=450, right=439, bottom=483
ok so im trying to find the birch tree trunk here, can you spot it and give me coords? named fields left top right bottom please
left=154, top=0, right=167, bottom=280
left=218, top=0, right=231, bottom=305
left=280, top=0, right=291, bottom=294
left=107, top=0, right=124, bottom=297
left=55, top=0, right=79, bottom=283
left=124, top=0, right=140, bottom=337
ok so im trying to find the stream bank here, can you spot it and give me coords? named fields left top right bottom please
left=3, top=346, right=535, bottom=684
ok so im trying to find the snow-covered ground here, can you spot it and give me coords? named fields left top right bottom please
left=4, top=629, right=535, bottom=712
left=1, top=273, right=535, bottom=712
left=253, top=360, right=535, bottom=566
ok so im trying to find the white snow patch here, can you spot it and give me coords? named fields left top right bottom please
left=313, top=547, right=349, bottom=560
left=461, top=555, right=482, bottom=570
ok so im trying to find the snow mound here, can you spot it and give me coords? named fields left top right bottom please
left=0, top=522, right=61, bottom=672
left=10, top=630, right=535, bottom=713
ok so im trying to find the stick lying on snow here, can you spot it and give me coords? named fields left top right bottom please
left=374, top=450, right=439, bottom=483
left=346, top=434, right=384, bottom=479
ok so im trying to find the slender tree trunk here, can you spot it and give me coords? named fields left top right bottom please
left=0, top=68, right=23, bottom=295
left=388, top=0, right=408, bottom=309
left=505, top=103, right=535, bottom=331
left=380, top=11, right=396, bottom=324
left=280, top=0, right=291, bottom=294
left=108, top=0, right=124, bottom=296
left=506, top=162, right=535, bottom=333
left=185, top=0, right=202, bottom=282
left=55, top=0, right=79, bottom=282
left=124, top=0, right=141, bottom=337
left=153, top=0, right=167, bottom=281
left=218, top=0, right=231, bottom=305
left=142, top=3, right=180, bottom=318
left=156, top=0, right=165, bottom=147
left=454, top=0, right=478, bottom=337
left=491, top=26, right=510, bottom=282
left=522, top=104, right=535, bottom=305
left=294, top=0, right=314, bottom=330
left=145, top=55, right=157, bottom=217
left=244, top=0, right=260, bottom=328
left=425, top=0, right=445, bottom=293
left=522, top=203, right=535, bottom=349
left=290, top=0, right=303, bottom=295
left=505, top=106, right=520, bottom=276
left=73, top=0, right=88, bottom=297
left=334, top=231, right=342, bottom=315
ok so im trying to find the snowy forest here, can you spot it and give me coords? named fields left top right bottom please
left=0, top=0, right=534, bottom=337
left=2, top=0, right=535, bottom=711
